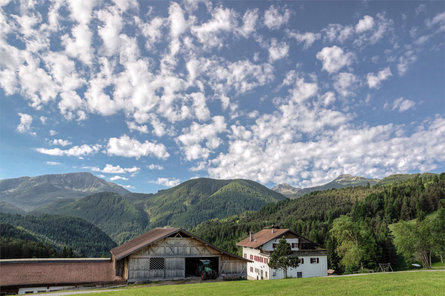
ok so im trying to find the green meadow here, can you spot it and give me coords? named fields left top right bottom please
left=77, top=271, right=444, bottom=296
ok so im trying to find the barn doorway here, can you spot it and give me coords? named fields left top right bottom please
left=185, top=257, right=219, bottom=278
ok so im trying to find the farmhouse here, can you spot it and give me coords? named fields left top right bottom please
left=237, top=228, right=328, bottom=280
left=0, top=228, right=247, bottom=294
left=111, top=227, right=247, bottom=282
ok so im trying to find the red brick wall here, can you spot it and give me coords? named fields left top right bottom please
left=0, top=260, right=118, bottom=287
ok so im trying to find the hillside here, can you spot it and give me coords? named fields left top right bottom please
left=193, top=173, right=445, bottom=262
left=32, top=192, right=149, bottom=244
left=0, top=201, right=26, bottom=215
left=273, top=174, right=379, bottom=198
left=135, top=178, right=286, bottom=229
left=0, top=172, right=130, bottom=211
left=0, top=213, right=116, bottom=257
left=0, top=223, right=64, bottom=258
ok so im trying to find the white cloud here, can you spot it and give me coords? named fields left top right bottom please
left=290, top=77, right=318, bottom=103
left=264, top=5, right=290, bottom=30
left=191, top=7, right=237, bottom=49
left=127, top=121, right=149, bottom=134
left=39, top=116, right=47, bottom=124
left=36, top=144, right=101, bottom=157
left=17, top=113, right=33, bottom=134
left=392, top=97, right=416, bottom=112
left=397, top=50, right=417, bottom=76
left=238, top=9, right=258, bottom=38
left=46, top=161, right=61, bottom=166
left=52, top=139, right=72, bottom=146
left=333, top=72, right=359, bottom=97
left=148, top=164, right=163, bottom=170
left=355, top=15, right=374, bottom=33
left=323, top=24, right=353, bottom=43
left=177, top=116, right=226, bottom=161
left=367, top=67, right=392, bottom=89
left=110, top=175, right=128, bottom=181
left=49, top=130, right=57, bottom=136
left=268, top=39, right=289, bottom=62
left=288, top=31, right=321, bottom=49
left=153, top=177, right=180, bottom=187
left=106, top=135, right=169, bottom=159
left=316, top=46, right=355, bottom=74
left=89, top=164, right=140, bottom=174
left=97, top=7, right=124, bottom=56
left=320, top=92, right=336, bottom=106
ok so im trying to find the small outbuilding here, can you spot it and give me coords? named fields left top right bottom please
left=111, top=228, right=248, bottom=282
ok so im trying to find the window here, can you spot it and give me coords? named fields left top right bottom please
left=250, top=267, right=253, bottom=272
left=260, top=257, right=263, bottom=263
left=244, top=253, right=247, bottom=258
left=299, top=258, right=304, bottom=264
left=149, top=257, right=165, bottom=270
left=265, top=258, right=269, bottom=264
left=250, top=254, right=253, bottom=260
left=272, top=243, right=277, bottom=249
left=292, top=243, right=298, bottom=248
left=310, top=258, right=319, bottom=264
left=265, top=271, right=268, bottom=278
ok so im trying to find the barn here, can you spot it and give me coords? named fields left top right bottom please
left=111, top=228, right=248, bottom=282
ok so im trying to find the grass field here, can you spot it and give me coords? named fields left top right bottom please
left=76, top=271, right=444, bottom=296
left=431, top=261, right=445, bottom=269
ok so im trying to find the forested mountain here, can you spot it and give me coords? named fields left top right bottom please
left=30, top=178, right=285, bottom=243
left=0, top=213, right=116, bottom=258
left=32, top=192, right=149, bottom=244
left=134, top=178, right=285, bottom=229
left=0, top=201, right=26, bottom=215
left=193, top=173, right=445, bottom=272
left=0, top=172, right=130, bottom=211
left=273, top=174, right=380, bottom=198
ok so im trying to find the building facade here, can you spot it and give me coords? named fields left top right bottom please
left=237, top=228, right=328, bottom=280
left=111, top=228, right=248, bottom=282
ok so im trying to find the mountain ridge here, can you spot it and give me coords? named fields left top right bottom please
left=0, top=172, right=130, bottom=211
left=273, top=174, right=380, bottom=198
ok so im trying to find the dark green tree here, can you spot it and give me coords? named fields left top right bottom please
left=268, top=236, right=299, bottom=278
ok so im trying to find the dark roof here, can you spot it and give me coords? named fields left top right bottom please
left=237, top=228, right=324, bottom=250
left=111, top=227, right=249, bottom=262
left=237, top=229, right=292, bottom=249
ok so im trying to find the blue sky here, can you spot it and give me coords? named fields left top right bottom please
left=1, top=0, right=444, bottom=193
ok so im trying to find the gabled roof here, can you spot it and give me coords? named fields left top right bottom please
left=237, top=228, right=293, bottom=249
left=111, top=227, right=249, bottom=262
left=236, top=228, right=323, bottom=250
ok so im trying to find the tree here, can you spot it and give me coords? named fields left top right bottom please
left=329, top=215, right=376, bottom=272
left=391, top=218, right=434, bottom=268
left=268, top=236, right=299, bottom=278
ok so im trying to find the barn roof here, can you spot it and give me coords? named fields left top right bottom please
left=111, top=227, right=249, bottom=261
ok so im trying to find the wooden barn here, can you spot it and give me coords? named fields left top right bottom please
left=111, top=228, right=248, bottom=282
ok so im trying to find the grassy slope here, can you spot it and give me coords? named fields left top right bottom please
left=78, top=271, right=444, bottom=296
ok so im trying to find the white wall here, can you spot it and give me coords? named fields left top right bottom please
left=270, top=255, right=328, bottom=279
left=262, top=238, right=299, bottom=252
left=243, top=248, right=270, bottom=280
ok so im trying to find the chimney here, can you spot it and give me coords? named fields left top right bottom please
left=272, top=227, right=275, bottom=234
left=249, top=232, right=254, bottom=242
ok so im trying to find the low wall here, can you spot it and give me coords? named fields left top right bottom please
left=0, top=258, right=118, bottom=288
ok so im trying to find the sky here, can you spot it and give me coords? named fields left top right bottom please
left=0, top=0, right=444, bottom=193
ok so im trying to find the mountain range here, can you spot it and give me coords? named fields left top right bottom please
left=29, top=178, right=284, bottom=243
left=0, top=172, right=130, bottom=211
left=272, top=174, right=380, bottom=198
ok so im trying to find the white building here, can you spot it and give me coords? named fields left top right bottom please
left=237, top=228, right=328, bottom=280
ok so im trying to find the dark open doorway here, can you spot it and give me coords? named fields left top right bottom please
left=185, top=257, right=219, bottom=277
